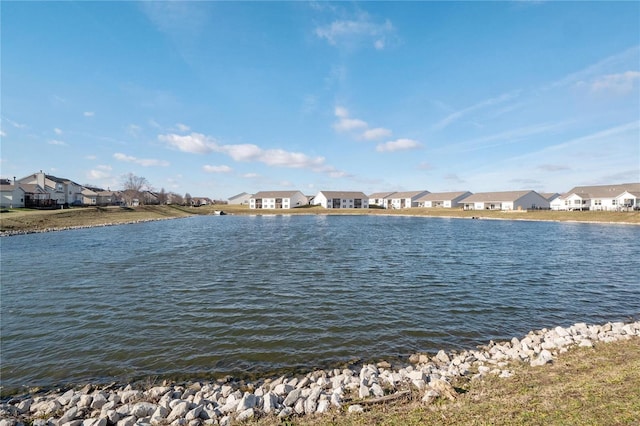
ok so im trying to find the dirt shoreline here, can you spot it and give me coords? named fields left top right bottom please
left=1, top=205, right=639, bottom=236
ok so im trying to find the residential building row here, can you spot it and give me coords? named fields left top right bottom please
left=2, top=171, right=637, bottom=213
left=0, top=171, right=214, bottom=209
left=234, top=183, right=640, bottom=212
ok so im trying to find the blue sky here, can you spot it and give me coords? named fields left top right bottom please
left=2, top=1, right=639, bottom=199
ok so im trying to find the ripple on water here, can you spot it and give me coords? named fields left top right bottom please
left=1, top=215, right=639, bottom=391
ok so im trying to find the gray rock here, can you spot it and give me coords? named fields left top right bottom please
left=82, top=418, right=107, bottom=426
left=347, top=404, right=364, bottom=414
left=59, top=406, right=79, bottom=424
left=434, top=350, right=450, bottom=364
left=166, top=401, right=191, bottom=422
left=422, top=389, right=440, bottom=404
left=371, top=383, right=385, bottom=397
left=185, top=405, right=203, bottom=421
left=262, top=392, right=278, bottom=414
left=104, top=409, right=120, bottom=424
left=61, top=421, right=83, bottom=426
left=277, top=407, right=293, bottom=418
left=58, top=390, right=76, bottom=407
left=293, top=399, right=305, bottom=415
left=358, top=384, right=369, bottom=399
left=579, top=339, right=593, bottom=348
left=90, top=394, right=107, bottom=410
left=131, top=402, right=157, bottom=418
left=236, top=394, right=256, bottom=412
left=16, top=399, right=32, bottom=414
left=151, top=405, right=169, bottom=420
left=116, top=416, right=136, bottom=426
left=273, top=383, right=293, bottom=396
left=283, top=389, right=301, bottom=407
left=530, top=349, right=553, bottom=367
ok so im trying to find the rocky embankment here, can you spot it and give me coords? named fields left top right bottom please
left=1, top=320, right=638, bottom=426
left=0, top=218, right=176, bottom=237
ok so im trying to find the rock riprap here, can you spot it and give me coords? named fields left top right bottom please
left=1, top=320, right=638, bottom=426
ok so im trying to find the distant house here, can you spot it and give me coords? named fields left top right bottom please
left=368, top=192, right=395, bottom=208
left=93, top=190, right=117, bottom=206
left=386, top=191, right=431, bottom=209
left=249, top=190, right=307, bottom=209
left=192, top=197, right=212, bottom=206
left=228, top=192, right=252, bottom=205
left=0, top=180, right=26, bottom=208
left=416, top=191, right=472, bottom=208
left=17, top=171, right=83, bottom=205
left=313, top=191, right=369, bottom=209
left=551, top=183, right=640, bottom=211
left=460, top=191, right=550, bottom=211
left=81, top=188, right=98, bottom=206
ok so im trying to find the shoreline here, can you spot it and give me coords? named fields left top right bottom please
left=2, top=319, right=638, bottom=425
left=1, top=206, right=639, bottom=237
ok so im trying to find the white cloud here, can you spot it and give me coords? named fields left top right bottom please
left=242, top=173, right=260, bottom=179
left=588, top=71, right=640, bottom=94
left=335, top=106, right=349, bottom=118
left=54, top=128, right=63, bottom=135
left=2, top=116, right=26, bottom=129
left=48, top=139, right=67, bottom=146
left=176, top=123, right=190, bottom=132
left=315, top=12, right=395, bottom=50
left=203, top=165, right=233, bottom=173
left=361, top=127, right=392, bottom=140
left=376, top=138, right=422, bottom=152
left=127, top=124, right=142, bottom=137
left=0, top=130, right=5, bottom=137
left=159, top=132, right=342, bottom=176
left=159, top=132, right=219, bottom=154
left=86, top=155, right=97, bottom=160
left=332, top=106, right=368, bottom=133
left=333, top=117, right=368, bottom=132
left=549, top=45, right=640, bottom=90
left=87, top=165, right=113, bottom=180
left=432, top=91, right=520, bottom=130
left=84, top=111, right=95, bottom=117
left=113, top=152, right=169, bottom=167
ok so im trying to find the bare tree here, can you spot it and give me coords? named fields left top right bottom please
left=156, top=188, right=167, bottom=205
left=184, top=192, right=192, bottom=206
left=170, top=192, right=183, bottom=205
left=121, top=173, right=149, bottom=206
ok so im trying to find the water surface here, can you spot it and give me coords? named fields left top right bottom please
left=1, top=215, right=639, bottom=391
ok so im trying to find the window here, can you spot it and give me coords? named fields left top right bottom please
left=612, top=199, right=617, bottom=205
left=594, top=200, right=601, bottom=205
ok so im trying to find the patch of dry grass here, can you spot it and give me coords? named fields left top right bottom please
left=0, top=205, right=194, bottom=233
left=264, top=338, right=640, bottom=426
left=219, top=204, right=640, bottom=224
left=2, top=205, right=638, bottom=234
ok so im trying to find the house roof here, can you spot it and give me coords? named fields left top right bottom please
left=368, top=191, right=396, bottom=199
left=18, top=184, right=47, bottom=194
left=46, top=174, right=82, bottom=187
left=251, top=190, right=303, bottom=199
left=81, top=188, right=98, bottom=196
left=460, top=190, right=537, bottom=203
left=562, top=183, right=640, bottom=199
left=228, top=192, right=251, bottom=201
left=539, top=192, right=561, bottom=201
left=0, top=182, right=16, bottom=191
left=389, top=190, right=430, bottom=199
left=417, top=191, right=471, bottom=202
left=318, top=191, right=368, bottom=199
